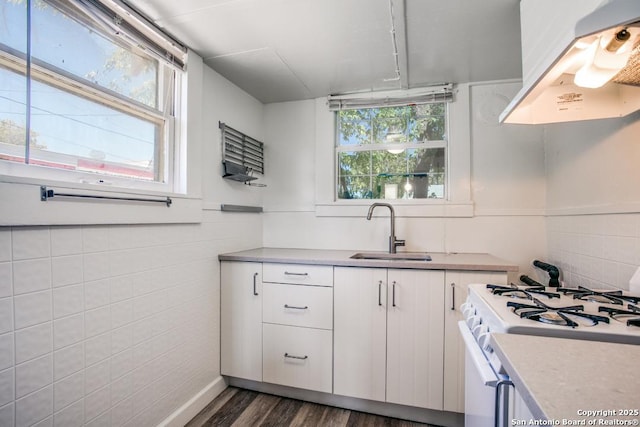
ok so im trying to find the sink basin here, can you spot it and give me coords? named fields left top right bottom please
left=350, top=252, right=432, bottom=261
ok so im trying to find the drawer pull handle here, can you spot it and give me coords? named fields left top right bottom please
left=284, top=353, right=308, bottom=360
left=284, top=271, right=309, bottom=276
left=392, top=281, right=397, bottom=307
left=253, top=272, right=259, bottom=296
left=284, top=304, right=308, bottom=310
left=451, top=282, right=456, bottom=311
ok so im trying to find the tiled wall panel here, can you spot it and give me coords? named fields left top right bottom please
left=0, top=210, right=261, bottom=426
left=547, top=214, right=640, bottom=290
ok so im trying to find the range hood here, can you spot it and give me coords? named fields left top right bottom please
left=500, top=0, right=640, bottom=124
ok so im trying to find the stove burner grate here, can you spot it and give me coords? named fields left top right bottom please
left=559, top=286, right=640, bottom=305
left=507, top=297, right=610, bottom=328
left=598, top=304, right=640, bottom=328
left=487, top=283, right=560, bottom=300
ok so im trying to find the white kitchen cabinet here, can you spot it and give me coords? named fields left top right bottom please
left=334, top=267, right=387, bottom=401
left=263, top=323, right=333, bottom=393
left=334, top=267, right=445, bottom=410
left=443, top=270, right=508, bottom=413
left=386, top=269, right=445, bottom=409
left=261, top=263, right=334, bottom=392
left=220, top=261, right=263, bottom=381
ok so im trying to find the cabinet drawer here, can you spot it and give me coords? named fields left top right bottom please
left=263, top=263, right=333, bottom=286
left=263, top=283, right=333, bottom=330
left=263, top=323, right=332, bottom=393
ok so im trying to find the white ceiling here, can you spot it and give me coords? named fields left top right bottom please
left=127, top=0, right=523, bottom=104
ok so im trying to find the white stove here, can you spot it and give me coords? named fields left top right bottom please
left=465, top=283, right=640, bottom=347
left=459, top=282, right=640, bottom=427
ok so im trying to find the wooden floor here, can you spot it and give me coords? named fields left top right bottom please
left=186, top=387, right=439, bottom=427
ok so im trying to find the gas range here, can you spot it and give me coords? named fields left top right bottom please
left=465, top=283, right=640, bottom=345
left=459, top=280, right=640, bottom=427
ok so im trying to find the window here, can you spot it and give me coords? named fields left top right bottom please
left=336, top=103, right=448, bottom=200
left=0, top=0, right=186, bottom=192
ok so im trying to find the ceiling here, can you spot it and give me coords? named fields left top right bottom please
left=127, top=0, right=523, bottom=104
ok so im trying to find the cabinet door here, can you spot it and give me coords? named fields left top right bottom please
left=386, top=269, right=445, bottom=410
left=443, top=271, right=508, bottom=413
left=333, top=267, right=387, bottom=402
left=220, top=261, right=263, bottom=381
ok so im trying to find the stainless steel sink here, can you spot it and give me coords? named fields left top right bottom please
left=350, top=252, right=432, bottom=261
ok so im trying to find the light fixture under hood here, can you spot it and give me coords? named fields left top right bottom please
left=500, top=0, right=640, bottom=124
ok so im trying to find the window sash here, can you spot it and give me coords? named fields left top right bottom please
left=336, top=141, right=447, bottom=153
left=0, top=47, right=167, bottom=125
left=0, top=0, right=185, bottom=189
left=336, top=147, right=447, bottom=200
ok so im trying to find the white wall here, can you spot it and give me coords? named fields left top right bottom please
left=0, top=56, right=265, bottom=427
left=263, top=81, right=548, bottom=274
left=544, top=111, right=640, bottom=290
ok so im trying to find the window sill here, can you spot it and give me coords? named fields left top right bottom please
left=314, top=200, right=474, bottom=218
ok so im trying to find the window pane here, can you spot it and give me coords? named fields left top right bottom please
left=0, top=0, right=27, bottom=53
left=372, top=107, right=408, bottom=144
left=408, top=148, right=445, bottom=198
left=337, top=151, right=371, bottom=199
left=373, top=174, right=404, bottom=199
left=0, top=67, right=28, bottom=165
left=372, top=150, right=406, bottom=175
left=412, top=103, right=446, bottom=141
left=28, top=79, right=159, bottom=180
left=32, top=0, right=159, bottom=109
left=337, top=109, right=371, bottom=146
left=338, top=175, right=371, bottom=199
left=0, top=0, right=28, bottom=164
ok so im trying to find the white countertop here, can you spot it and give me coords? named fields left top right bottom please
left=491, top=333, right=640, bottom=423
left=218, top=247, right=518, bottom=271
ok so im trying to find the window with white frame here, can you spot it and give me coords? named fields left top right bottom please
left=0, top=0, right=187, bottom=192
left=335, top=101, right=448, bottom=200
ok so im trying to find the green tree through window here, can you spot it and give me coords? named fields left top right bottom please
left=336, top=104, right=447, bottom=200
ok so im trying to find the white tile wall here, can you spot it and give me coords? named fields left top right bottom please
left=0, top=211, right=262, bottom=427
left=547, top=214, right=640, bottom=290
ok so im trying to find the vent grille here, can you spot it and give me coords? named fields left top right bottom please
left=220, top=122, right=264, bottom=175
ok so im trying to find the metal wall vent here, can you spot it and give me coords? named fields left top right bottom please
left=219, top=122, right=264, bottom=183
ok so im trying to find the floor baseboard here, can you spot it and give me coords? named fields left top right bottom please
left=158, top=376, right=227, bottom=427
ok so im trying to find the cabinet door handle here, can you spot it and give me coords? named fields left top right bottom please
left=284, top=304, right=308, bottom=310
left=284, top=353, right=308, bottom=360
left=451, top=282, right=456, bottom=311
left=253, top=272, right=259, bottom=296
left=392, top=281, right=397, bottom=307
left=284, top=271, right=308, bottom=276
left=378, top=280, right=383, bottom=306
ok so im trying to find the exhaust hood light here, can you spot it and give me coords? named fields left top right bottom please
left=499, top=0, right=640, bottom=124
left=574, top=29, right=634, bottom=88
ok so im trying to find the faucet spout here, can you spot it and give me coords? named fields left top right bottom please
left=366, top=203, right=405, bottom=254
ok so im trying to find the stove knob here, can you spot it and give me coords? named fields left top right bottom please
left=467, top=316, right=481, bottom=330
left=478, top=330, right=491, bottom=349
left=462, top=303, right=475, bottom=318
left=472, top=323, right=487, bottom=339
